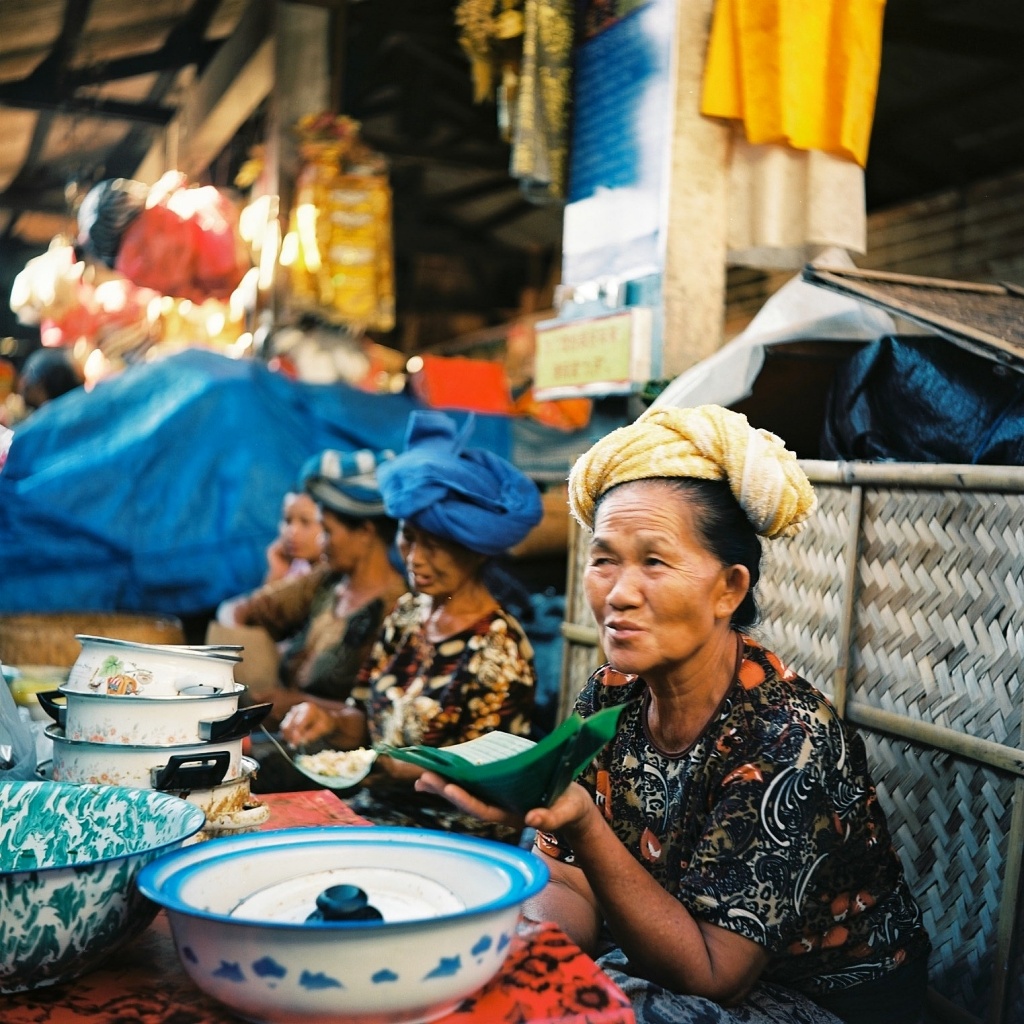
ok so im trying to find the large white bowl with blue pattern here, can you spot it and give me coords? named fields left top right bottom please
left=137, top=826, right=549, bottom=1024
left=0, top=780, right=206, bottom=992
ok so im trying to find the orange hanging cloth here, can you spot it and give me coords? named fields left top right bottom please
left=700, top=0, right=887, bottom=168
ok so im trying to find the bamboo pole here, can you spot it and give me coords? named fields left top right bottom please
left=830, top=485, right=862, bottom=716
left=561, top=622, right=599, bottom=647
left=557, top=519, right=587, bottom=724
left=798, top=460, right=1024, bottom=493
left=809, top=264, right=1009, bottom=295
left=845, top=701, right=1024, bottom=779
left=988, top=701, right=1024, bottom=1024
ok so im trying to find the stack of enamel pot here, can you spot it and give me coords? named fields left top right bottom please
left=38, top=635, right=273, bottom=836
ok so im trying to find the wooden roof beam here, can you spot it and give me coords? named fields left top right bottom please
left=69, top=0, right=224, bottom=87
left=134, top=0, right=274, bottom=183
left=0, top=91, right=173, bottom=125
left=69, top=41, right=220, bottom=88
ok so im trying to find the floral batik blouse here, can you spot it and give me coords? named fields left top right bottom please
left=538, top=634, right=930, bottom=998
left=355, top=591, right=536, bottom=748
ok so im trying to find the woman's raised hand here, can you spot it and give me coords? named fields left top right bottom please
left=265, top=537, right=292, bottom=583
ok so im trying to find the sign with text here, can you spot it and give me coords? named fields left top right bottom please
left=533, top=308, right=652, bottom=400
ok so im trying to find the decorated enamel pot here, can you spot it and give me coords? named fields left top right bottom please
left=46, top=725, right=244, bottom=790
left=36, top=686, right=270, bottom=747
left=65, top=635, right=241, bottom=697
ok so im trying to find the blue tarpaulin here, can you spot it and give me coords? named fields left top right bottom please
left=0, top=349, right=511, bottom=615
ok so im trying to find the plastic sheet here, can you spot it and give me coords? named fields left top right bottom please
left=0, top=350, right=510, bottom=615
left=820, top=334, right=1024, bottom=464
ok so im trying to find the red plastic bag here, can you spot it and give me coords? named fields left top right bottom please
left=114, top=176, right=249, bottom=301
left=115, top=204, right=197, bottom=299
left=168, top=185, right=249, bottom=298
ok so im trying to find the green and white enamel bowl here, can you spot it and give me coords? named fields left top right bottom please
left=0, top=780, right=206, bottom=993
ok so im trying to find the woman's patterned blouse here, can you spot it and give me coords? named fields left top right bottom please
left=355, top=591, right=536, bottom=748
left=539, top=635, right=930, bottom=997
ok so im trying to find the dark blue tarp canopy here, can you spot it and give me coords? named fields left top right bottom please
left=0, top=349, right=511, bottom=615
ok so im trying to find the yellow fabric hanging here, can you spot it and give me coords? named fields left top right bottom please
left=700, top=0, right=887, bottom=168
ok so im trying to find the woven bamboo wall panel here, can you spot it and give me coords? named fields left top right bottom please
left=867, top=733, right=1011, bottom=1019
left=757, top=485, right=849, bottom=697
left=756, top=472, right=1024, bottom=1024
left=851, top=488, right=1024, bottom=744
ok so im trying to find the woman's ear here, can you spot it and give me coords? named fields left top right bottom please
left=716, top=563, right=751, bottom=619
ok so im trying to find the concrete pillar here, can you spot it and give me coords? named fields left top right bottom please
left=267, top=2, right=333, bottom=215
left=661, top=0, right=730, bottom=378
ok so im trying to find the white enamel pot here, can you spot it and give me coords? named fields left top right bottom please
left=65, top=635, right=241, bottom=697
left=46, top=726, right=244, bottom=791
left=36, top=756, right=265, bottom=823
left=37, top=686, right=270, bottom=748
left=177, top=756, right=265, bottom=822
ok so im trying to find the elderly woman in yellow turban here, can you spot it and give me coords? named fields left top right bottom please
left=418, top=405, right=930, bottom=1024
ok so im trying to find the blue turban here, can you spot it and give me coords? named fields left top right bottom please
left=376, top=412, right=542, bottom=556
left=300, top=448, right=395, bottom=518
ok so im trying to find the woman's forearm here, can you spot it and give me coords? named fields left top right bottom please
left=524, top=872, right=603, bottom=955
left=556, top=806, right=766, bottom=1001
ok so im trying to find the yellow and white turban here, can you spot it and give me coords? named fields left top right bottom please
left=567, top=405, right=817, bottom=538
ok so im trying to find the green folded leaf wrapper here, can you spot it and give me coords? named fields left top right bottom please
left=381, top=701, right=633, bottom=813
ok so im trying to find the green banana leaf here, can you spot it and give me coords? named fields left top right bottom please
left=381, top=701, right=633, bottom=813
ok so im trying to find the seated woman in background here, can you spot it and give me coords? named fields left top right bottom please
left=241, top=450, right=408, bottom=794
left=261, top=489, right=325, bottom=584
left=217, top=487, right=326, bottom=631
left=416, top=405, right=931, bottom=1024
left=281, top=411, right=543, bottom=840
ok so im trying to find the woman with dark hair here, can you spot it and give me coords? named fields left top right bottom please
left=18, top=348, right=84, bottom=411
left=417, top=404, right=930, bottom=1023
left=280, top=411, right=543, bottom=839
left=238, top=448, right=407, bottom=732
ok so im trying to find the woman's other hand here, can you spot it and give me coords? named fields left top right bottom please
left=280, top=701, right=334, bottom=746
left=413, top=774, right=597, bottom=837
left=414, top=772, right=527, bottom=828
left=375, top=754, right=426, bottom=782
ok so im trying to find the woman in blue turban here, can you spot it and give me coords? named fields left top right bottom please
left=281, top=412, right=543, bottom=840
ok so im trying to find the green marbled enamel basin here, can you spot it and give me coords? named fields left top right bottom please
left=0, top=780, right=205, bottom=992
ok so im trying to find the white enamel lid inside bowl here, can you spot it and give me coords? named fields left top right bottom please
left=229, top=867, right=466, bottom=924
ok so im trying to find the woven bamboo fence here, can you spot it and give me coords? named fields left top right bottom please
left=558, top=461, right=1024, bottom=1024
